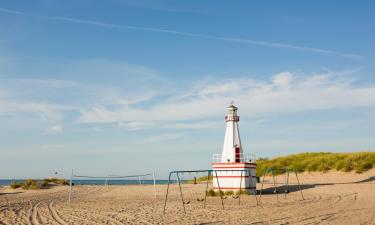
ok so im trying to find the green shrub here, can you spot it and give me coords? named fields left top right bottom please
left=355, top=162, right=373, bottom=173
left=21, top=179, right=47, bottom=190
left=235, top=190, right=250, bottom=195
left=10, top=178, right=68, bottom=190
left=10, top=182, right=22, bottom=189
left=206, top=189, right=216, bottom=196
left=206, top=189, right=224, bottom=197
left=224, top=190, right=234, bottom=195
left=43, top=178, right=69, bottom=185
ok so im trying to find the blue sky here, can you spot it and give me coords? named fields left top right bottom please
left=1, top=1, right=375, bottom=179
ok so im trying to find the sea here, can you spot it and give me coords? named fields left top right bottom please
left=0, top=179, right=171, bottom=186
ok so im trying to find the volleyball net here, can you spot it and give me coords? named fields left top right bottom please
left=68, top=171, right=156, bottom=203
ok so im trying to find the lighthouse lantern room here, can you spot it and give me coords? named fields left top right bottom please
left=212, top=104, right=257, bottom=193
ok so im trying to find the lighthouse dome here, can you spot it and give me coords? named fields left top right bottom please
left=227, top=104, right=238, bottom=116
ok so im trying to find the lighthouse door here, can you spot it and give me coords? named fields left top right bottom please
left=235, top=147, right=241, bottom=163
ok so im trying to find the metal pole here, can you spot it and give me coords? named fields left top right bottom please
left=294, top=171, right=304, bottom=200
left=258, top=168, right=268, bottom=204
left=152, top=171, right=157, bottom=199
left=272, top=169, right=279, bottom=203
left=163, top=172, right=172, bottom=214
left=105, top=177, right=108, bottom=186
left=176, top=172, right=186, bottom=213
left=284, top=169, right=290, bottom=199
left=214, top=170, right=224, bottom=209
left=203, top=170, right=210, bottom=209
left=238, top=170, right=243, bottom=205
left=249, top=169, right=259, bottom=205
left=68, top=169, right=73, bottom=203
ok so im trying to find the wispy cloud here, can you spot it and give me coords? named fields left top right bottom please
left=0, top=58, right=165, bottom=133
left=44, top=124, right=63, bottom=134
left=0, top=7, right=364, bottom=59
left=79, top=70, right=375, bottom=125
left=142, top=133, right=185, bottom=144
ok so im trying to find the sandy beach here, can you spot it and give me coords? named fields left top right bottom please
left=1, top=170, right=374, bottom=225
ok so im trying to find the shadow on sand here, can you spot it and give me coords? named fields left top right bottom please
left=0, top=192, right=23, bottom=195
left=258, top=176, right=375, bottom=195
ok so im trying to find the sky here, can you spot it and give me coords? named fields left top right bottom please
left=0, top=0, right=375, bottom=179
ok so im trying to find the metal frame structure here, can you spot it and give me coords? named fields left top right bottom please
left=163, top=169, right=258, bottom=214
left=68, top=170, right=157, bottom=203
left=258, top=167, right=304, bottom=203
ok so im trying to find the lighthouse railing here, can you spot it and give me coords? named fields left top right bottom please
left=212, top=153, right=257, bottom=163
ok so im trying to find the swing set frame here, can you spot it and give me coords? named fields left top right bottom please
left=258, top=167, right=304, bottom=203
left=163, top=167, right=305, bottom=214
left=163, top=169, right=258, bottom=214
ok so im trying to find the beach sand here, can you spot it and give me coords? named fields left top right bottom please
left=1, top=170, right=374, bottom=225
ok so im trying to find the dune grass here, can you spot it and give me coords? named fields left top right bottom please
left=187, top=175, right=213, bottom=184
left=10, top=179, right=47, bottom=190
left=257, top=152, right=375, bottom=176
left=191, top=152, right=375, bottom=182
left=10, top=178, right=69, bottom=190
left=43, top=178, right=69, bottom=185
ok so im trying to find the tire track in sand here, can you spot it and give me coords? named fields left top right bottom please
left=48, top=201, right=68, bottom=225
left=31, top=202, right=41, bottom=225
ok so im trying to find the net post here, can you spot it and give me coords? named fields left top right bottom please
left=152, top=171, right=157, bottom=199
left=68, top=169, right=73, bottom=203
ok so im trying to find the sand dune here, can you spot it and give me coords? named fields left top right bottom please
left=1, top=170, right=374, bottom=224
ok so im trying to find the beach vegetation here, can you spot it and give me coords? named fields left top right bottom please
left=206, top=189, right=224, bottom=197
left=187, top=175, right=213, bottom=184
left=235, top=190, right=250, bottom=195
left=10, top=182, right=22, bottom=189
left=10, top=178, right=69, bottom=189
left=43, top=178, right=69, bottom=185
left=22, top=179, right=46, bottom=190
left=224, top=190, right=234, bottom=195
left=256, top=152, right=375, bottom=176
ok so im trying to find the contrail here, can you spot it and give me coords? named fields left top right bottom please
left=0, top=7, right=365, bottom=60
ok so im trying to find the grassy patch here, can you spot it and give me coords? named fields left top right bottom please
left=206, top=189, right=224, bottom=197
left=235, top=190, right=250, bottom=195
left=187, top=175, right=213, bottom=184
left=43, top=178, right=69, bottom=185
left=10, top=178, right=69, bottom=190
left=224, top=190, right=234, bottom=195
left=10, top=182, right=22, bottom=189
left=257, top=152, right=375, bottom=176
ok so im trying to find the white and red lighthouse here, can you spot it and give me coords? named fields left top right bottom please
left=212, top=104, right=257, bottom=193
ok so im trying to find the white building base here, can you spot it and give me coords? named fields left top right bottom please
left=212, top=162, right=257, bottom=194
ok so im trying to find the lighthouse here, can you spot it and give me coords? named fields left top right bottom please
left=212, top=104, right=257, bottom=193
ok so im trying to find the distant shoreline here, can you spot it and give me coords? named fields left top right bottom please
left=0, top=179, right=170, bottom=186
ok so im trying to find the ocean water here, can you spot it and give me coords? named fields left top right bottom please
left=0, top=179, right=170, bottom=186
